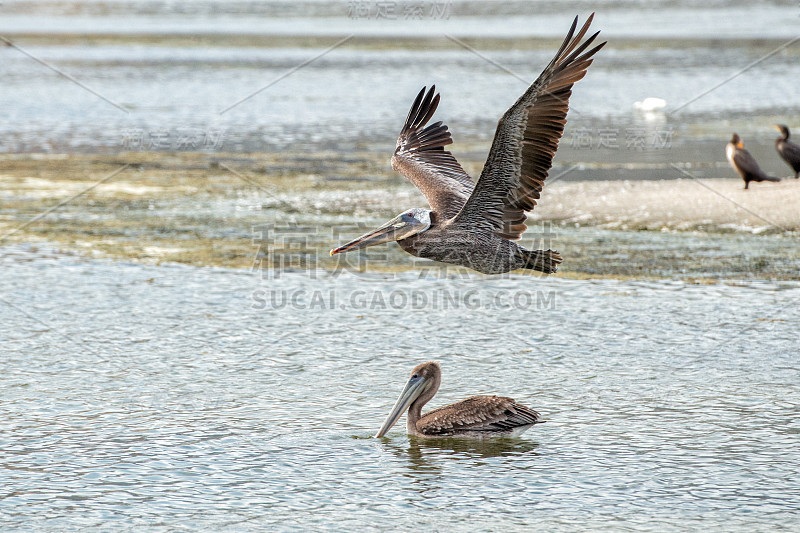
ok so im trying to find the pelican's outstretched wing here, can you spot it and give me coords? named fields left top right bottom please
left=452, top=14, right=605, bottom=240
left=391, top=86, right=474, bottom=220
left=417, top=395, right=541, bottom=436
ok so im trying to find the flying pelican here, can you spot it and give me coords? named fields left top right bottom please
left=725, top=133, right=780, bottom=190
left=375, top=361, right=542, bottom=439
left=331, top=15, right=605, bottom=275
left=774, top=125, right=800, bottom=179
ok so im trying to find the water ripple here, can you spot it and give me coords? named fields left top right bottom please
left=1, top=249, right=799, bottom=530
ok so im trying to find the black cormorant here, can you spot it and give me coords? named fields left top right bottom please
left=725, top=133, right=780, bottom=190
left=774, top=125, right=800, bottom=179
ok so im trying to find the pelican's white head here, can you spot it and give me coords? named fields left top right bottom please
left=330, top=208, right=431, bottom=255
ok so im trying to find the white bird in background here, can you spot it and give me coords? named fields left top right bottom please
left=633, top=97, right=667, bottom=122
left=634, top=97, right=667, bottom=112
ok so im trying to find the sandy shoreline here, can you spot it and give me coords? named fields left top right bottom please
left=531, top=177, right=799, bottom=233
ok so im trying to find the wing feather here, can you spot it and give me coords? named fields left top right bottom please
left=391, top=86, right=474, bottom=219
left=452, top=14, right=605, bottom=240
left=779, top=139, right=800, bottom=168
left=417, top=395, right=541, bottom=436
left=733, top=148, right=771, bottom=181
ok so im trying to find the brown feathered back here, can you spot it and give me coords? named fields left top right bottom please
left=417, top=395, right=541, bottom=436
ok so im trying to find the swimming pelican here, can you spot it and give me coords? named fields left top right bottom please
left=331, top=15, right=605, bottom=274
left=375, top=361, right=542, bottom=438
left=725, top=133, right=780, bottom=190
left=774, top=125, right=800, bottom=179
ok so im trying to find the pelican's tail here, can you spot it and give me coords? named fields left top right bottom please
left=522, top=249, right=562, bottom=274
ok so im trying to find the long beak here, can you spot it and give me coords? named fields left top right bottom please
left=330, top=218, right=411, bottom=255
left=374, top=376, right=427, bottom=438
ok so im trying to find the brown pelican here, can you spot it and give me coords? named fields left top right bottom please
left=774, top=125, right=800, bottom=179
left=375, top=361, right=542, bottom=439
left=725, top=133, right=780, bottom=190
left=331, top=15, right=605, bottom=274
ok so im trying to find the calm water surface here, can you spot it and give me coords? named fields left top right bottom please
left=2, top=246, right=799, bottom=531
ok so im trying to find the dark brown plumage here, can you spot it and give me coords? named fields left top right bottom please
left=331, top=15, right=605, bottom=275
left=775, top=125, right=800, bottom=179
left=457, top=15, right=604, bottom=241
left=375, top=361, right=542, bottom=439
left=725, top=133, right=780, bottom=190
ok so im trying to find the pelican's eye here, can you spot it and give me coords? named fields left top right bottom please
left=411, top=373, right=419, bottom=379
left=407, top=212, right=414, bottom=217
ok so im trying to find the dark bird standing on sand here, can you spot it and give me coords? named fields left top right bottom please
left=375, top=361, right=542, bottom=438
left=330, top=15, right=605, bottom=274
left=725, top=133, right=780, bottom=190
left=774, top=125, right=800, bottom=179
